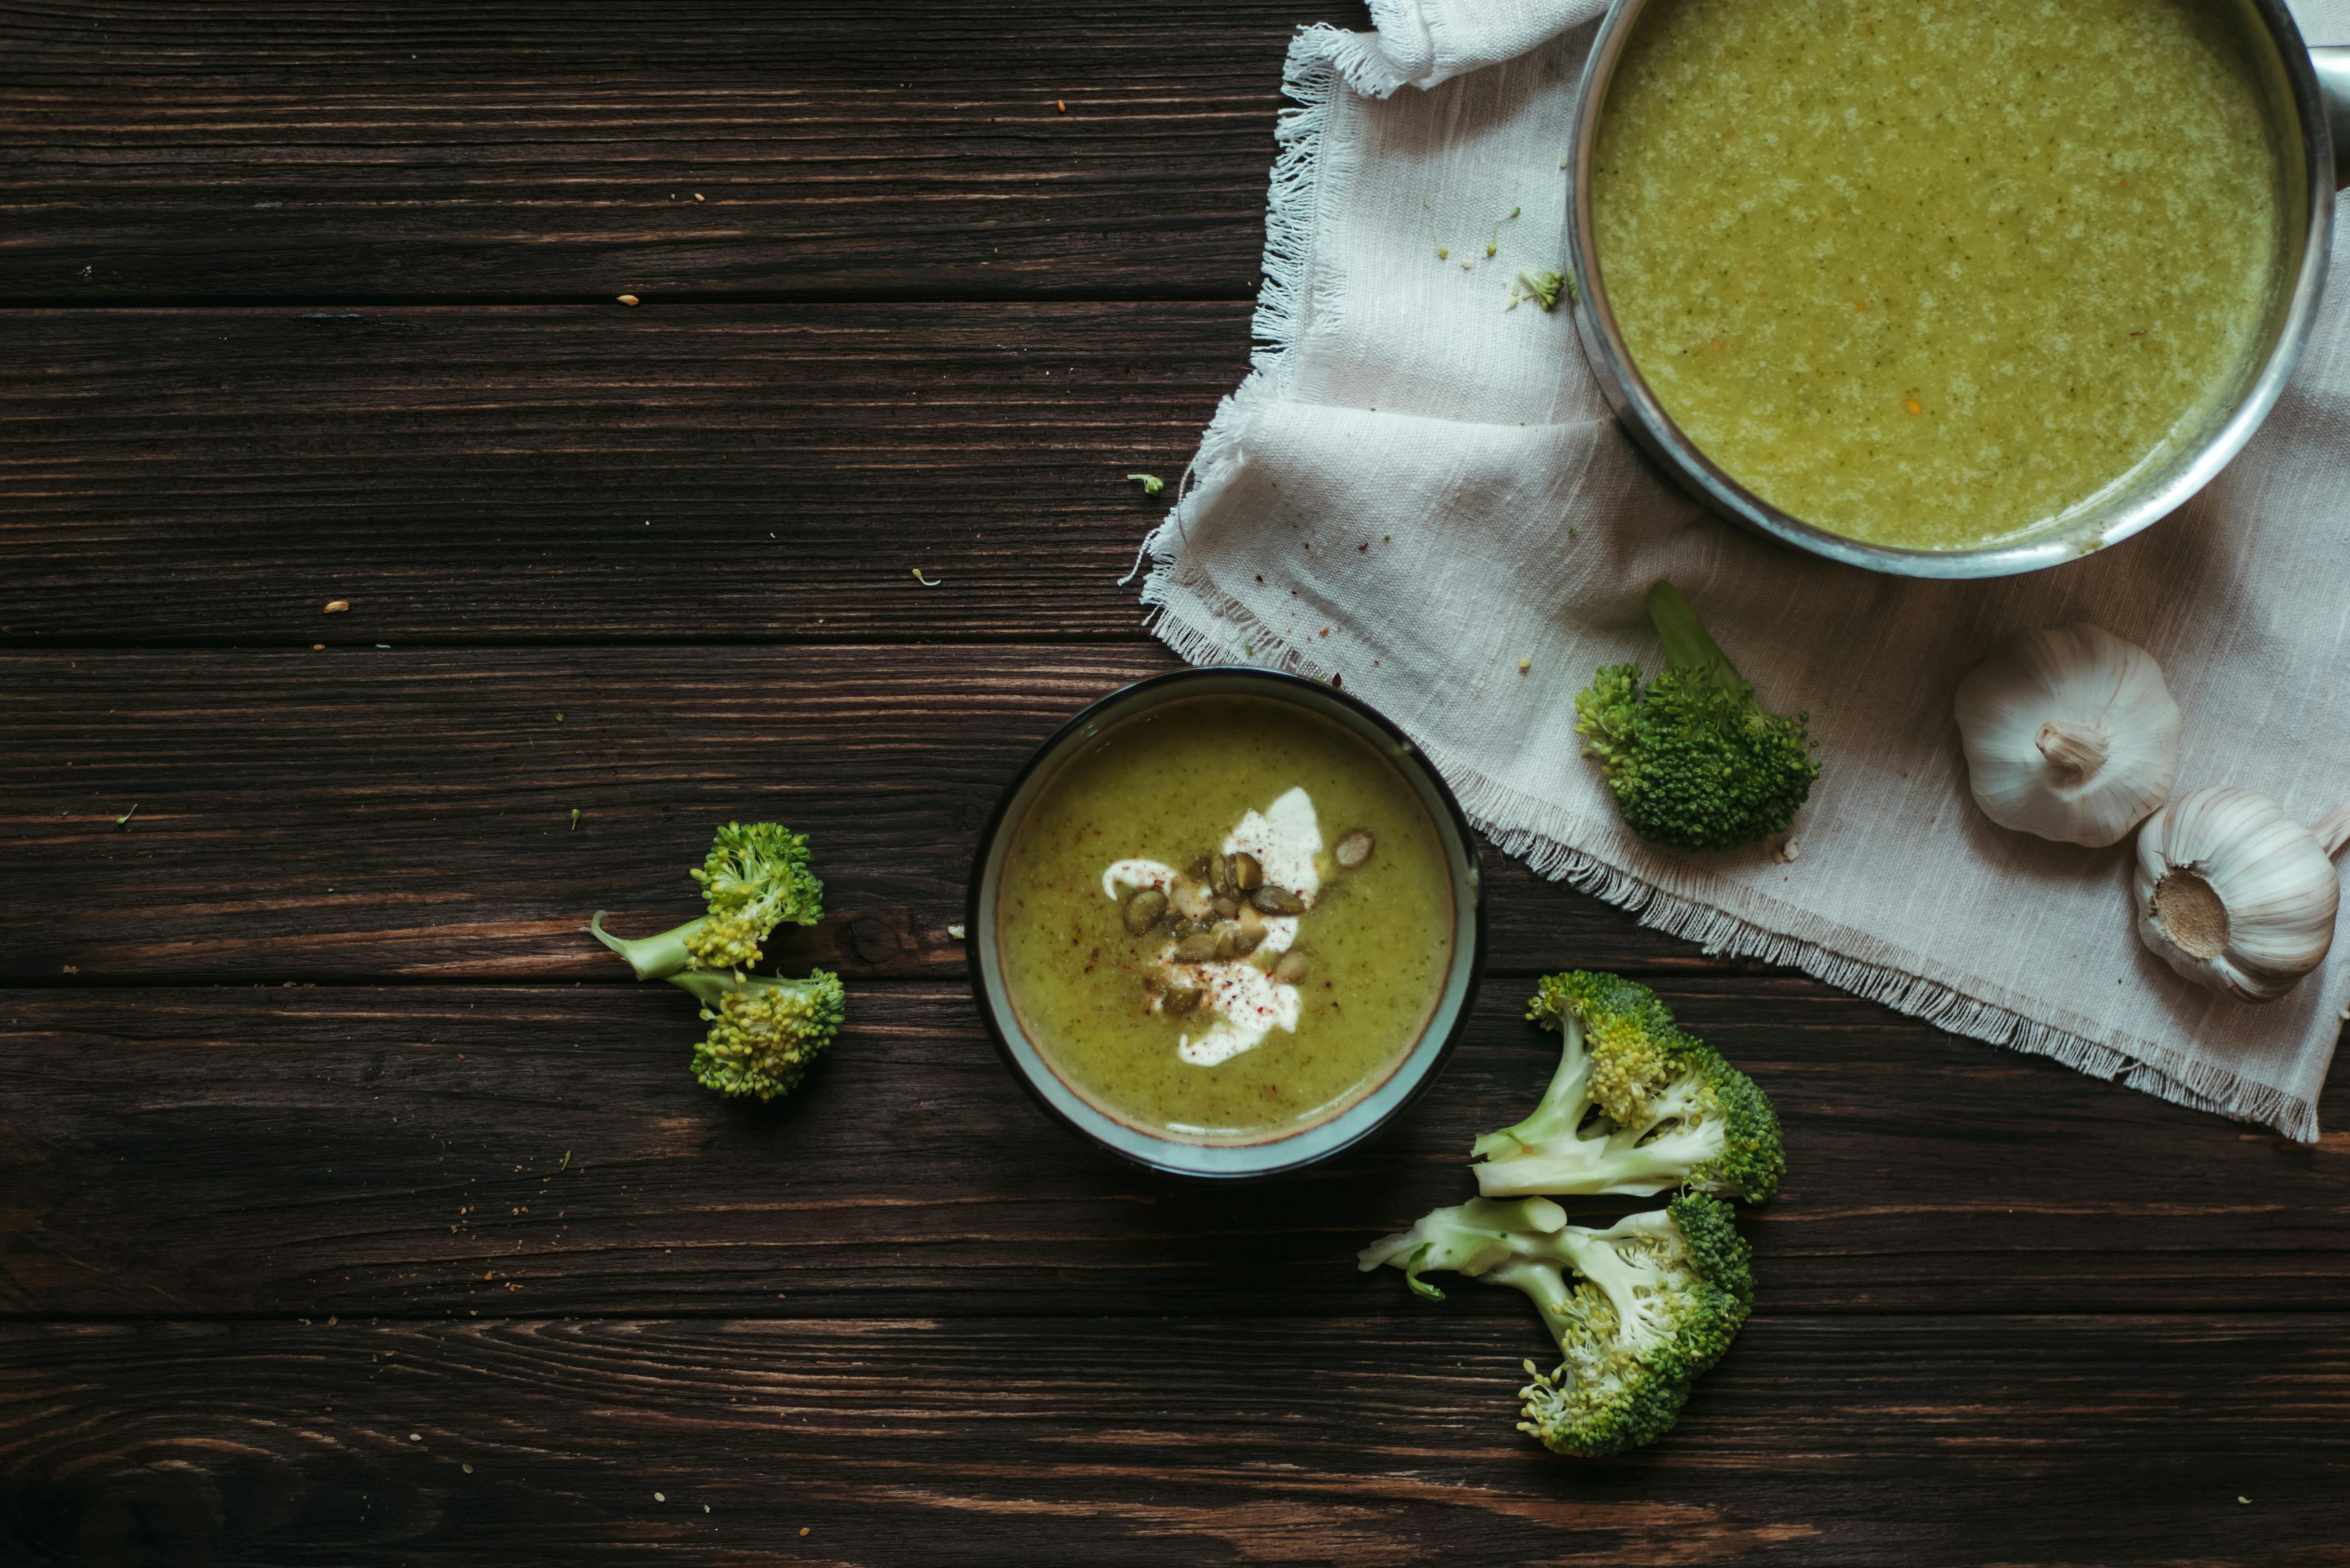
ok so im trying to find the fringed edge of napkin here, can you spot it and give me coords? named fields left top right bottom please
left=1130, top=29, right=2320, bottom=1145
left=1459, top=773, right=2321, bottom=1146
left=1143, top=551, right=2319, bottom=1145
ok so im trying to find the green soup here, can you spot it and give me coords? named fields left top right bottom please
left=996, top=696, right=1455, bottom=1144
left=1592, top=0, right=2285, bottom=549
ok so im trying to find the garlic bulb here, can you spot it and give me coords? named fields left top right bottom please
left=2134, top=787, right=2350, bottom=1003
left=1953, top=624, right=2181, bottom=847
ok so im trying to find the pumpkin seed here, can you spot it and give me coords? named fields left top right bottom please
left=1122, top=887, right=1168, bottom=935
left=1229, top=920, right=1265, bottom=956
left=1252, top=884, right=1305, bottom=915
left=1334, top=829, right=1375, bottom=869
left=1210, top=854, right=1230, bottom=897
left=1229, top=852, right=1264, bottom=891
left=1163, top=983, right=1204, bottom=1015
left=1211, top=921, right=1243, bottom=959
left=1272, top=950, right=1311, bottom=984
left=1173, top=933, right=1220, bottom=963
left=1213, top=896, right=1240, bottom=919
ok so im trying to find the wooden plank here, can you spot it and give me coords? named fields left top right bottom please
left=2, top=1312, right=2342, bottom=1565
left=0, top=646, right=1719, bottom=981
left=0, top=304, right=1243, bottom=645
left=0, top=2, right=1364, bottom=303
left=6, top=980, right=2343, bottom=1317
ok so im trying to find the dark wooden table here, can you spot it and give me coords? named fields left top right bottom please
left=4, top=5, right=2347, bottom=1563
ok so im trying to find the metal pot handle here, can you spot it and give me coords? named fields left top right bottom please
left=2318, top=46, right=2350, bottom=188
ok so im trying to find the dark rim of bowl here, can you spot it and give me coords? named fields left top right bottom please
left=963, top=666, right=1488, bottom=1180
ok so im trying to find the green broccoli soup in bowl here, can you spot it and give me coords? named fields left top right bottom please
left=967, top=669, right=1485, bottom=1178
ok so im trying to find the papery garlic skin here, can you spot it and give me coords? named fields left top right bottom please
left=1954, top=624, right=2181, bottom=847
left=2134, top=786, right=2345, bottom=1003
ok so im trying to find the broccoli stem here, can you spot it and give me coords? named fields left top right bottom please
left=1403, top=1243, right=1447, bottom=1301
left=1482, top=1258, right=1577, bottom=1349
left=665, top=966, right=843, bottom=1007
left=1646, top=579, right=1741, bottom=694
left=590, top=911, right=708, bottom=981
left=666, top=969, right=745, bottom=1006
left=1472, top=1015, right=1592, bottom=1158
left=1475, top=1121, right=1728, bottom=1200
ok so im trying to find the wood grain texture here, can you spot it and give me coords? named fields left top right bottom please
left=7, top=5, right=2347, bottom=1559
left=0, top=646, right=1730, bottom=981
left=0, top=1, right=1362, bottom=304
left=4, top=1313, right=2345, bottom=1567
left=6, top=980, right=2344, bottom=1318
left=0, top=304, right=1245, bottom=645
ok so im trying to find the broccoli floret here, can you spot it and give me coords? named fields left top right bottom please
left=1516, top=269, right=1574, bottom=310
left=1514, top=1193, right=1754, bottom=1456
left=1473, top=971, right=1784, bottom=1203
left=591, top=822, right=823, bottom=979
left=670, top=968, right=844, bottom=1101
left=1360, top=1192, right=1753, bottom=1457
left=1574, top=579, right=1818, bottom=852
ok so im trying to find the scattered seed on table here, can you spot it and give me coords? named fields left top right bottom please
left=323, top=599, right=349, bottom=613
left=616, top=294, right=640, bottom=306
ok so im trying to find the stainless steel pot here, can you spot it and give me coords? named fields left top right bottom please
left=1565, top=0, right=2350, bottom=578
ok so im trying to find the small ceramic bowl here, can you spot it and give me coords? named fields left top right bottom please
left=965, top=667, right=1486, bottom=1179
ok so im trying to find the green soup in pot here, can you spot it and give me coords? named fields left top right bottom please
left=995, top=696, right=1456, bottom=1145
left=1592, top=0, right=2286, bottom=550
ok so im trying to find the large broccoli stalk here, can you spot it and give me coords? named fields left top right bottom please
left=1575, top=579, right=1818, bottom=852
left=1473, top=971, right=1784, bottom=1203
left=1360, top=1192, right=1754, bottom=1457
left=591, top=820, right=824, bottom=978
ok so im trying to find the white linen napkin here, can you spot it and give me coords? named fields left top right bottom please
left=1134, top=0, right=2350, bottom=1139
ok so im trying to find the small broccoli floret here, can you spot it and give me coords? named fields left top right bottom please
left=1574, top=579, right=1818, bottom=852
left=1362, top=1192, right=1754, bottom=1457
left=670, top=968, right=844, bottom=1101
left=1473, top=971, right=1784, bottom=1203
left=1514, top=1194, right=1754, bottom=1457
left=1515, top=269, right=1573, bottom=310
left=591, top=822, right=823, bottom=979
